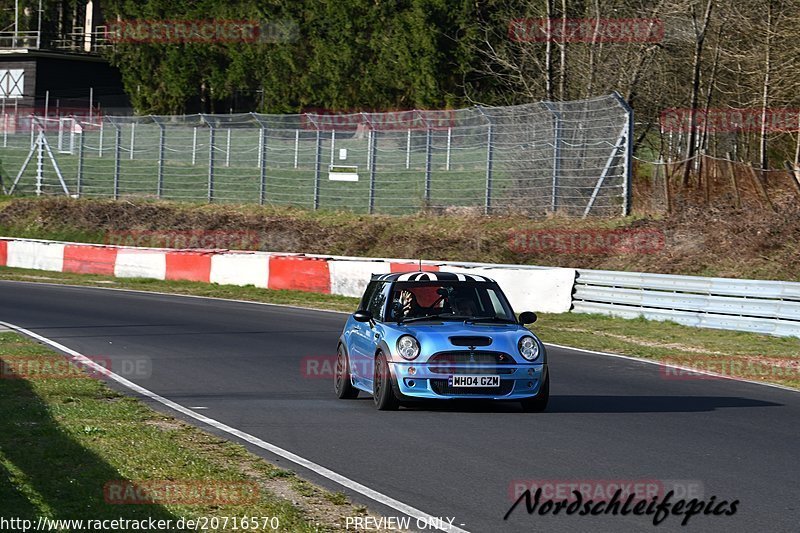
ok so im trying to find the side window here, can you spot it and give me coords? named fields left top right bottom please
left=366, top=282, right=390, bottom=321
left=359, top=281, right=379, bottom=312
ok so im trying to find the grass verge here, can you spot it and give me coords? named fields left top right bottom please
left=0, top=329, right=391, bottom=531
left=1, top=265, right=798, bottom=390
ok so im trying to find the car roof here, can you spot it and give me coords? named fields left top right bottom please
left=371, top=271, right=496, bottom=283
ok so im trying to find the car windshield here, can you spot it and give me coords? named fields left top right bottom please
left=388, top=281, right=516, bottom=323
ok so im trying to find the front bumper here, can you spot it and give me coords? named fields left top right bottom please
left=390, top=361, right=547, bottom=400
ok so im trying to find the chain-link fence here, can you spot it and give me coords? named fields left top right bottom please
left=0, top=93, right=631, bottom=216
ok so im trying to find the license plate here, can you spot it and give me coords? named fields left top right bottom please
left=450, top=375, right=500, bottom=387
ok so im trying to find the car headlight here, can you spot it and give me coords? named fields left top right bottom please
left=518, top=336, right=540, bottom=361
left=397, top=335, right=420, bottom=360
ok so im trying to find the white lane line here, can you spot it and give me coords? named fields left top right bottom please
left=0, top=320, right=470, bottom=533
left=544, top=342, right=799, bottom=393
left=3, top=279, right=797, bottom=395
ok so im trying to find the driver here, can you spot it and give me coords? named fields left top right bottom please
left=449, top=287, right=478, bottom=316
left=395, top=289, right=424, bottom=319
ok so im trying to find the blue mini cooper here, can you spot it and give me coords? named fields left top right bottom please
left=335, top=271, right=549, bottom=411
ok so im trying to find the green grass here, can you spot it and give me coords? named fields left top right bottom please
left=1, top=265, right=797, bottom=389
left=0, top=331, right=378, bottom=531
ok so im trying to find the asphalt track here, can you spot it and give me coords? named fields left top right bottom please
left=1, top=280, right=797, bottom=533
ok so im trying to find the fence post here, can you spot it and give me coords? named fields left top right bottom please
left=424, top=127, right=432, bottom=203
left=113, top=124, right=121, bottom=200
left=446, top=127, right=451, bottom=171
left=369, top=129, right=377, bottom=214
left=259, top=127, right=267, bottom=205
left=191, top=127, right=197, bottom=166
left=129, top=122, right=135, bottom=160
left=35, top=133, right=43, bottom=196
left=314, top=129, right=321, bottom=210
left=294, top=129, right=300, bottom=168
left=98, top=121, right=104, bottom=158
left=543, top=102, right=562, bottom=213
left=157, top=122, right=165, bottom=199
left=406, top=128, right=411, bottom=169
left=208, top=125, right=215, bottom=202
left=612, top=92, right=634, bottom=216
left=1, top=98, right=6, bottom=148
left=485, top=125, right=494, bottom=215
left=225, top=128, right=231, bottom=167
left=76, top=127, right=84, bottom=197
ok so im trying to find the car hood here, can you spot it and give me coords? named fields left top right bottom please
left=393, top=321, right=524, bottom=337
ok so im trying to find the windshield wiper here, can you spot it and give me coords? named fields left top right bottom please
left=400, top=314, right=472, bottom=324
left=399, top=314, right=445, bottom=324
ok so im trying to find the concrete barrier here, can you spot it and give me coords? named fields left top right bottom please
left=438, top=265, right=576, bottom=313
left=210, top=252, right=269, bottom=288
left=329, top=260, right=392, bottom=298
left=6, top=240, right=64, bottom=272
left=0, top=237, right=577, bottom=315
left=115, top=250, right=167, bottom=279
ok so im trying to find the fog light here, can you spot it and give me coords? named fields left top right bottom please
left=527, top=368, right=535, bottom=377
left=408, top=366, right=417, bottom=376
left=527, top=381, right=533, bottom=388
left=407, top=380, right=416, bottom=388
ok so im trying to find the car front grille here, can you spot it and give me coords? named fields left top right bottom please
left=428, top=351, right=516, bottom=375
left=430, top=379, right=514, bottom=396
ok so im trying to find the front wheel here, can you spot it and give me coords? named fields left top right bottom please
left=334, top=345, right=359, bottom=399
left=373, top=351, right=399, bottom=411
left=520, top=369, right=549, bottom=412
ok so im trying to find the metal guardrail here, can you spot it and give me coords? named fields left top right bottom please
left=572, top=269, right=800, bottom=338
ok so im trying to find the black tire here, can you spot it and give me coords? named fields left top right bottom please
left=334, top=345, right=359, bottom=399
left=520, top=369, right=549, bottom=412
left=373, top=351, right=400, bottom=411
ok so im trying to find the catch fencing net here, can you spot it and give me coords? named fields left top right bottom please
left=0, top=93, right=631, bottom=217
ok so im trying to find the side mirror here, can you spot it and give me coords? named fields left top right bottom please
left=353, top=310, right=373, bottom=323
left=518, top=311, right=537, bottom=325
